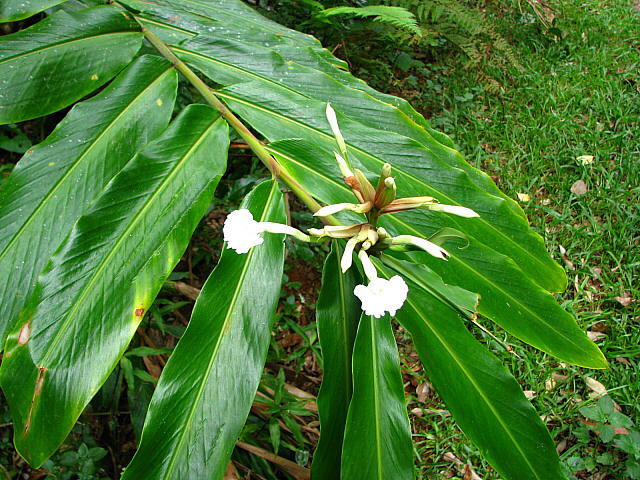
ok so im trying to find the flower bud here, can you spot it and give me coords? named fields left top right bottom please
left=308, top=224, right=363, bottom=239
left=374, top=176, right=396, bottom=208
left=326, top=103, right=348, bottom=158
left=380, top=196, right=437, bottom=214
left=354, top=169, right=376, bottom=203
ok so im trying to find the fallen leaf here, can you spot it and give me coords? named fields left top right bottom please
left=410, top=407, right=424, bottom=417
left=416, top=382, right=432, bottom=402
left=517, top=192, right=530, bottom=202
left=558, top=245, right=575, bottom=270
left=546, top=373, right=568, bottom=391
left=556, top=438, right=568, bottom=454
left=443, top=452, right=462, bottom=466
left=614, top=293, right=633, bottom=307
left=523, top=390, right=537, bottom=399
left=463, top=464, right=482, bottom=480
left=570, top=180, right=588, bottom=195
left=616, top=357, right=632, bottom=366
left=587, top=331, right=607, bottom=342
left=576, top=155, right=594, bottom=165
left=585, top=377, right=607, bottom=397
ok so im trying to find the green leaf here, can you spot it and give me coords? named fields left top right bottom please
left=0, top=54, right=177, bottom=346
left=341, top=314, right=414, bottom=480
left=217, top=84, right=563, bottom=289
left=122, top=180, right=286, bottom=480
left=127, top=0, right=528, bottom=213
left=312, top=241, right=361, bottom=479
left=316, top=6, right=421, bottom=35
left=0, top=5, right=143, bottom=124
left=383, top=264, right=567, bottom=480
left=127, top=0, right=604, bottom=365
left=0, top=104, right=229, bottom=466
left=269, top=140, right=605, bottom=367
left=0, top=0, right=70, bottom=22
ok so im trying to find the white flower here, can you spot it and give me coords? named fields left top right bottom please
left=428, top=204, right=479, bottom=218
left=223, top=209, right=311, bottom=254
left=354, top=276, right=409, bottom=318
left=223, top=209, right=264, bottom=254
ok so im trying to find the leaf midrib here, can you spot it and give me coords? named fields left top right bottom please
left=385, top=215, right=591, bottom=359
left=161, top=181, right=278, bottom=480
left=0, top=66, right=174, bottom=263
left=369, top=318, right=383, bottom=480
left=36, top=115, right=220, bottom=367
left=394, top=287, right=541, bottom=479
left=219, top=91, right=561, bottom=285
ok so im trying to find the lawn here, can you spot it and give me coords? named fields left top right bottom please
left=392, top=0, right=639, bottom=477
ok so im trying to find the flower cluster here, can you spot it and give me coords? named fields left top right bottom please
left=222, top=103, right=479, bottom=318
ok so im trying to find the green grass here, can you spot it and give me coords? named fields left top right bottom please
left=392, top=0, right=639, bottom=477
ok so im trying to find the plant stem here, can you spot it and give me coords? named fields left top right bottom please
left=135, top=21, right=340, bottom=224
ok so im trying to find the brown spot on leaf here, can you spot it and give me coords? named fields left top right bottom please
left=134, top=308, right=145, bottom=317
left=18, top=322, right=30, bottom=345
left=24, top=367, right=47, bottom=435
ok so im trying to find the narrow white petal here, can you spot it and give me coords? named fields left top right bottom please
left=358, top=249, right=378, bottom=282
left=259, top=222, right=310, bottom=242
left=325, top=103, right=348, bottom=154
left=341, top=237, right=358, bottom=273
left=430, top=204, right=479, bottom=218
left=335, top=153, right=354, bottom=177
left=409, top=236, right=449, bottom=260
left=314, top=203, right=355, bottom=217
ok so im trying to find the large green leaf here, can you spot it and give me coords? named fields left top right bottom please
left=124, top=0, right=605, bottom=366
left=0, top=0, right=69, bottom=22
left=122, top=0, right=458, bottom=150
left=0, top=5, right=142, bottom=124
left=341, top=314, right=414, bottom=480
left=123, top=180, right=286, bottom=480
left=127, top=0, right=527, bottom=222
left=312, top=241, right=361, bottom=479
left=0, top=54, right=177, bottom=345
left=267, top=139, right=605, bottom=367
left=0, top=104, right=229, bottom=466
left=380, top=259, right=568, bottom=480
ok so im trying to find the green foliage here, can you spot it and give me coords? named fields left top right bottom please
left=0, top=0, right=611, bottom=478
left=315, top=5, right=421, bottom=35
left=565, top=396, right=640, bottom=479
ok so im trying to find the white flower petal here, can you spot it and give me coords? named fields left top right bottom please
left=223, top=209, right=264, bottom=254
left=407, top=236, right=449, bottom=260
left=314, top=203, right=355, bottom=217
left=429, top=204, right=479, bottom=218
left=341, top=237, right=358, bottom=273
left=353, top=276, right=408, bottom=318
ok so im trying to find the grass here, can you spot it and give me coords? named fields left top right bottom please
left=387, top=0, right=639, bottom=477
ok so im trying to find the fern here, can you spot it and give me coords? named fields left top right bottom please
left=383, top=0, right=525, bottom=90
left=315, top=6, right=421, bottom=36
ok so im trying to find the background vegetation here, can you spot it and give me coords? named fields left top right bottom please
left=0, top=0, right=638, bottom=478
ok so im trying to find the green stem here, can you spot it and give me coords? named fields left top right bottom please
left=135, top=20, right=340, bottom=225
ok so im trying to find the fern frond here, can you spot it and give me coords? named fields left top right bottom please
left=316, top=6, right=421, bottom=36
